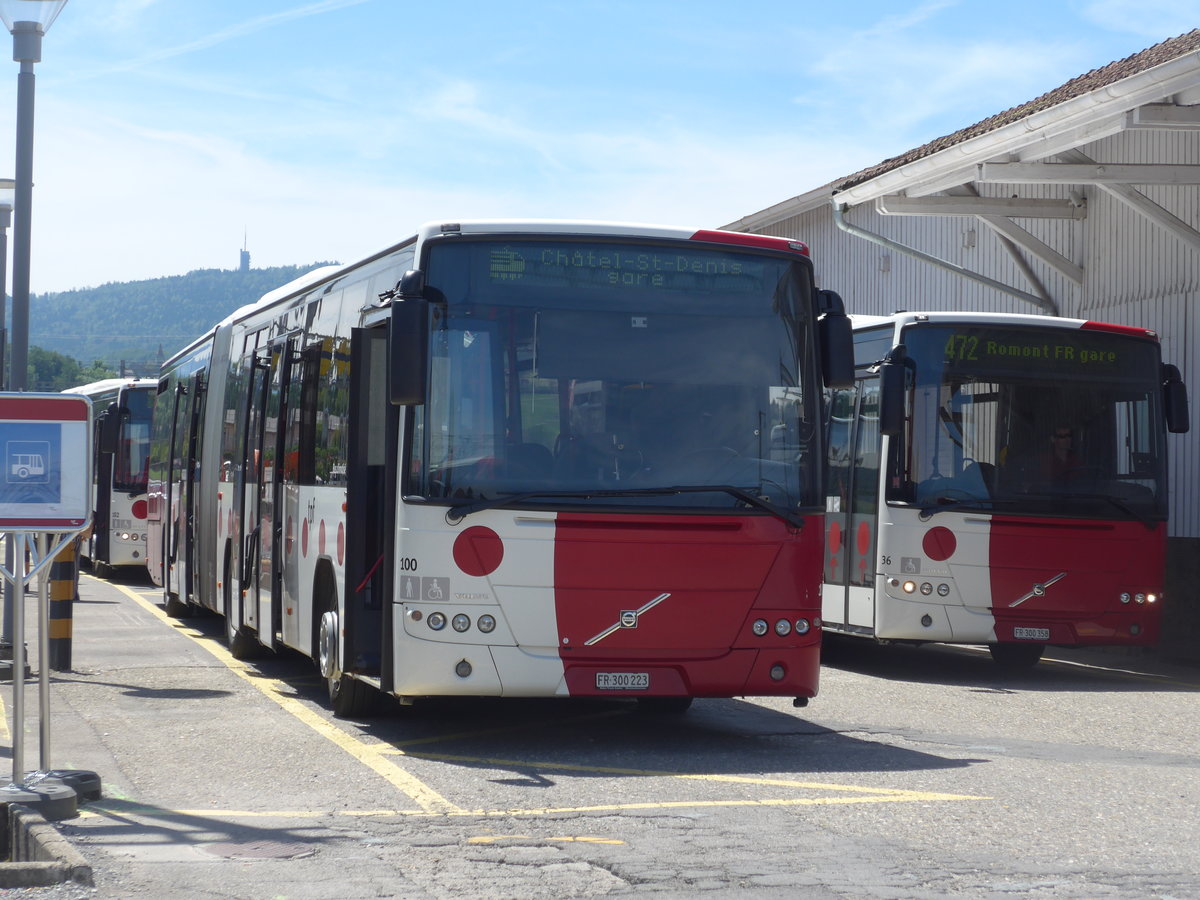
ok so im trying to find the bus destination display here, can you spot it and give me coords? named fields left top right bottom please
left=485, top=242, right=769, bottom=294
left=938, top=327, right=1134, bottom=374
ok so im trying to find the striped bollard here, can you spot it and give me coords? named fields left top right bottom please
left=48, top=538, right=79, bottom=672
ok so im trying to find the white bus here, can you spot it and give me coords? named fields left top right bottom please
left=148, top=220, right=853, bottom=715
left=823, top=311, right=1188, bottom=668
left=63, top=378, right=157, bottom=576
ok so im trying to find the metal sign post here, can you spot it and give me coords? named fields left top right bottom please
left=0, top=393, right=95, bottom=820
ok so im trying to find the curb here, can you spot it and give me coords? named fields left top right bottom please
left=0, top=803, right=93, bottom=887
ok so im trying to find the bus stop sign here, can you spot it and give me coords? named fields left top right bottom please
left=0, top=393, right=92, bottom=532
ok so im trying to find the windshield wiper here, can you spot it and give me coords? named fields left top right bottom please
left=443, top=485, right=807, bottom=529
left=916, top=497, right=1016, bottom=519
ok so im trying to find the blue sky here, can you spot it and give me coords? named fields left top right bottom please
left=0, top=0, right=1195, bottom=293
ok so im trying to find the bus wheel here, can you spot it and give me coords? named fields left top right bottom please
left=164, top=591, right=191, bottom=618
left=989, top=642, right=1044, bottom=670
left=317, top=607, right=377, bottom=718
left=636, top=696, right=694, bottom=714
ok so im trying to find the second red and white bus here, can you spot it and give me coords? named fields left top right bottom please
left=149, top=219, right=853, bottom=714
left=823, top=311, right=1189, bottom=668
left=63, top=377, right=157, bottom=576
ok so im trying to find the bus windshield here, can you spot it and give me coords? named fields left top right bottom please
left=115, top=387, right=154, bottom=493
left=411, top=237, right=820, bottom=515
left=889, top=323, right=1167, bottom=521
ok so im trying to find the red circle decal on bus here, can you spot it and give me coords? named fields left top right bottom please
left=337, top=523, right=345, bottom=567
left=131, top=500, right=148, bottom=520
left=923, top=526, right=957, bottom=561
left=319, top=520, right=327, bottom=556
left=453, top=526, right=504, bottom=577
left=301, top=518, right=309, bottom=558
left=855, top=521, right=872, bottom=556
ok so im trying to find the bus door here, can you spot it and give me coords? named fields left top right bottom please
left=238, top=339, right=292, bottom=645
left=165, top=372, right=205, bottom=606
left=238, top=347, right=271, bottom=638
left=93, top=402, right=118, bottom=565
left=343, top=327, right=395, bottom=687
left=823, top=377, right=882, bottom=632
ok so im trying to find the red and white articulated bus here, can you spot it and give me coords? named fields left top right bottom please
left=63, top=377, right=157, bottom=576
left=148, top=220, right=853, bottom=715
left=823, top=311, right=1189, bottom=668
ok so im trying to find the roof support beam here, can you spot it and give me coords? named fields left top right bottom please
left=1126, top=103, right=1200, bottom=130
left=979, top=161, right=1200, bottom=185
left=875, top=195, right=1086, bottom=219
left=1058, top=149, right=1200, bottom=254
left=977, top=215, right=1085, bottom=286
left=875, top=194, right=1085, bottom=285
left=831, top=202, right=1058, bottom=315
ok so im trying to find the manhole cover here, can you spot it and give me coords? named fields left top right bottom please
left=202, top=840, right=316, bottom=860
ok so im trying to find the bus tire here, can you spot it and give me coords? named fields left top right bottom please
left=989, top=642, right=1044, bottom=670
left=314, top=576, right=377, bottom=718
left=636, top=696, right=694, bottom=714
left=164, top=591, right=191, bottom=618
left=223, top=547, right=260, bottom=660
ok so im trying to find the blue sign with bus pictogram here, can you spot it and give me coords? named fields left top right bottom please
left=0, top=394, right=92, bottom=530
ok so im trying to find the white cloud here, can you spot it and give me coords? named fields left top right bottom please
left=1080, top=1, right=1199, bottom=39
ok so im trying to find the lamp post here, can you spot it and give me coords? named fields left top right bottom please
left=0, top=0, right=68, bottom=393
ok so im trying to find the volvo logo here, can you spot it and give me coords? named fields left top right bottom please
left=586, top=593, right=671, bottom=646
left=1009, top=572, right=1067, bottom=608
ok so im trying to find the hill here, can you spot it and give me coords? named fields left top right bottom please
left=27, top=263, right=338, bottom=377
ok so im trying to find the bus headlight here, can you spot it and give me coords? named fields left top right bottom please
left=937, top=583, right=951, bottom=597
left=774, top=619, right=791, bottom=636
left=1119, top=592, right=1131, bottom=604
left=452, top=613, right=471, bottom=632
left=1146, top=593, right=1158, bottom=604
left=902, top=581, right=917, bottom=594
left=428, top=612, right=447, bottom=631
left=795, top=618, right=810, bottom=635
left=1135, top=593, right=1146, bottom=605
left=920, top=582, right=933, bottom=595
left=752, top=619, right=769, bottom=636
left=477, top=614, right=496, bottom=633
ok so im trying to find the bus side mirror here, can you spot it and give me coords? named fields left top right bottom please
left=98, top=403, right=120, bottom=455
left=1163, top=364, right=1190, bottom=434
left=388, top=270, right=431, bottom=406
left=817, top=290, right=854, bottom=389
left=879, top=347, right=909, bottom=436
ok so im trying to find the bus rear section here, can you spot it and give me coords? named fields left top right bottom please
left=166, top=220, right=851, bottom=716
left=64, top=378, right=157, bottom=575
left=824, top=312, right=1188, bottom=668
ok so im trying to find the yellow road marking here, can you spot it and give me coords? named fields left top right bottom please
left=469, top=835, right=625, bottom=845
left=108, top=581, right=461, bottom=815
left=99, top=579, right=986, bottom=819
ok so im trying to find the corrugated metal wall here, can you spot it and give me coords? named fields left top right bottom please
left=756, top=127, right=1199, bottom=538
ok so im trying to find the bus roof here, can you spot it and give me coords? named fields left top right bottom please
left=63, top=377, right=158, bottom=397
left=849, top=310, right=1159, bottom=342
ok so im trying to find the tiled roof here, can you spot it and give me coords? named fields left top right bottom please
left=833, top=29, right=1200, bottom=193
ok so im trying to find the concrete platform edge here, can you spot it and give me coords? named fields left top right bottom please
left=0, top=803, right=93, bottom=887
